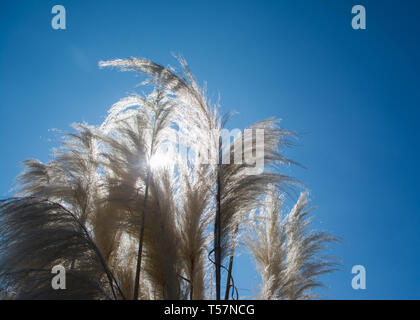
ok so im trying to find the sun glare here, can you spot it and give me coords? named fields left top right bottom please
left=150, top=151, right=174, bottom=170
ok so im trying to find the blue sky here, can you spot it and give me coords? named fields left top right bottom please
left=1, top=0, right=419, bottom=299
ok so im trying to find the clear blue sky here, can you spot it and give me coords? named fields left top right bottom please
left=1, top=0, right=419, bottom=299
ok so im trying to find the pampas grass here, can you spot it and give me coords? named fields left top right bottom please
left=245, top=189, right=338, bottom=299
left=0, top=56, right=339, bottom=300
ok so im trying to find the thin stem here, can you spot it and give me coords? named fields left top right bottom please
left=177, top=273, right=193, bottom=300
left=133, top=168, right=151, bottom=300
left=214, top=135, right=222, bottom=300
left=224, top=224, right=239, bottom=300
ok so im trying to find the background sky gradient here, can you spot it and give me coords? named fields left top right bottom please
left=1, top=0, right=419, bottom=299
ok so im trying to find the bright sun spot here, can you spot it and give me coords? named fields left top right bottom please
left=150, top=151, right=173, bottom=170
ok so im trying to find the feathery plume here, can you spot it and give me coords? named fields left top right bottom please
left=0, top=198, right=120, bottom=299
left=246, top=190, right=338, bottom=299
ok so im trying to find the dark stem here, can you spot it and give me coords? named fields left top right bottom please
left=214, top=135, right=222, bottom=300
left=224, top=224, right=239, bottom=300
left=133, top=169, right=151, bottom=300
left=133, top=168, right=151, bottom=300
left=177, top=273, right=193, bottom=300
